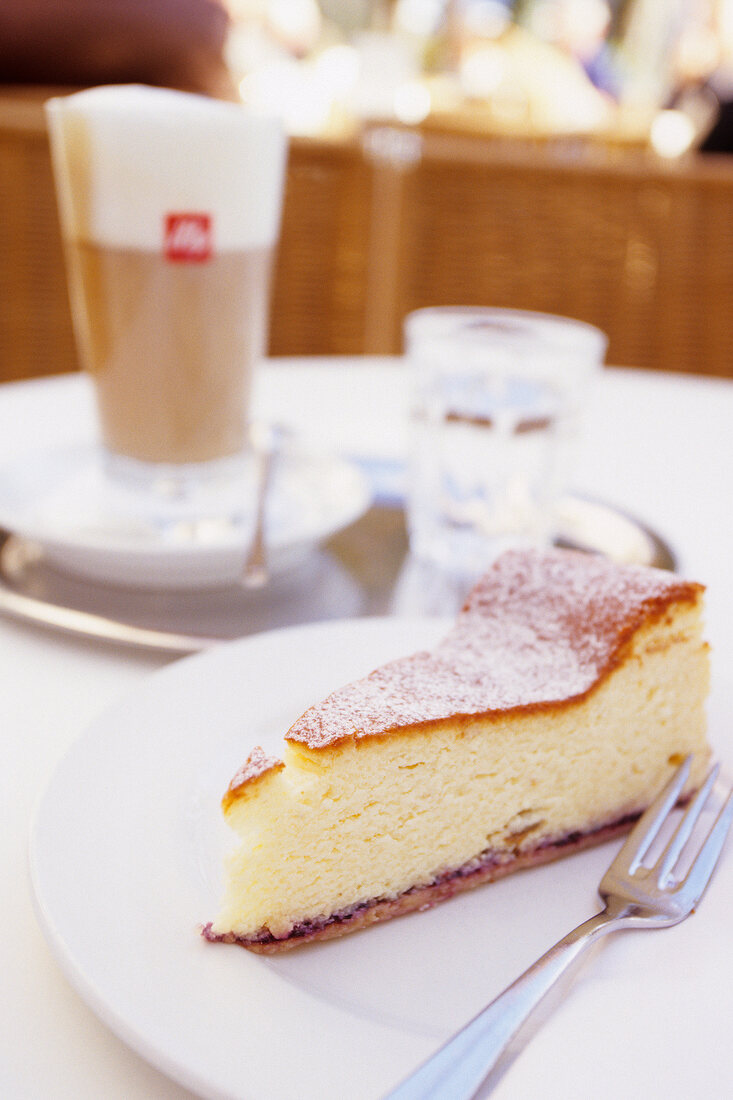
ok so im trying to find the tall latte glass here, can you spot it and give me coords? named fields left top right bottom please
left=46, top=85, right=286, bottom=530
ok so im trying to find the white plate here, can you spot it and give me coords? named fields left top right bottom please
left=0, top=442, right=371, bottom=588
left=30, top=618, right=733, bottom=1100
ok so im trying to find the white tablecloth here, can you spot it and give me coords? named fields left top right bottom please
left=2, top=358, right=732, bottom=1099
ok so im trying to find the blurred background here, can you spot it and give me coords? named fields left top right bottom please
left=3, top=0, right=733, bottom=380
left=228, top=0, right=732, bottom=149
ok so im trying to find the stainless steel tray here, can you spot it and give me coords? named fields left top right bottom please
left=0, top=497, right=675, bottom=655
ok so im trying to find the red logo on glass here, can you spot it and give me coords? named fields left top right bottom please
left=164, top=213, right=213, bottom=262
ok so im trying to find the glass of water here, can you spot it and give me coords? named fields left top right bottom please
left=404, top=306, right=607, bottom=578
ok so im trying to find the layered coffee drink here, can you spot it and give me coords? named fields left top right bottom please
left=65, top=240, right=273, bottom=464
left=46, top=86, right=286, bottom=472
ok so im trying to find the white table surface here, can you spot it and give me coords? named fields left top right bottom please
left=2, top=357, right=732, bottom=1100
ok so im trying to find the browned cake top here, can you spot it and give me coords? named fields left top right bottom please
left=286, top=549, right=703, bottom=750
left=222, top=747, right=283, bottom=811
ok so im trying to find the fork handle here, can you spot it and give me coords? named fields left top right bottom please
left=385, top=909, right=617, bottom=1100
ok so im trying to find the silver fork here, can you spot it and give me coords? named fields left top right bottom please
left=386, top=757, right=733, bottom=1100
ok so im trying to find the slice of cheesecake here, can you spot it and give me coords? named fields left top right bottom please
left=204, top=548, right=710, bottom=953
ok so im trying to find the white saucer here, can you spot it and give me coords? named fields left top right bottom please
left=29, top=618, right=733, bottom=1100
left=0, top=442, right=372, bottom=589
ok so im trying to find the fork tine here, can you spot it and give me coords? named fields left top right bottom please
left=680, top=788, right=733, bottom=906
left=614, top=756, right=692, bottom=874
left=656, top=764, right=721, bottom=882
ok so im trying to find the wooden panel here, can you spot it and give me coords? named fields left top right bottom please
left=391, top=133, right=733, bottom=376
left=0, top=108, right=374, bottom=381
left=0, top=111, right=79, bottom=379
left=267, top=136, right=372, bottom=356
left=1, top=91, right=732, bottom=380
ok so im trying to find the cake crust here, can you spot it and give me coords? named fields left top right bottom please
left=203, top=814, right=636, bottom=953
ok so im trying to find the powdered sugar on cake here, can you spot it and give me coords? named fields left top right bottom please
left=287, top=549, right=702, bottom=749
